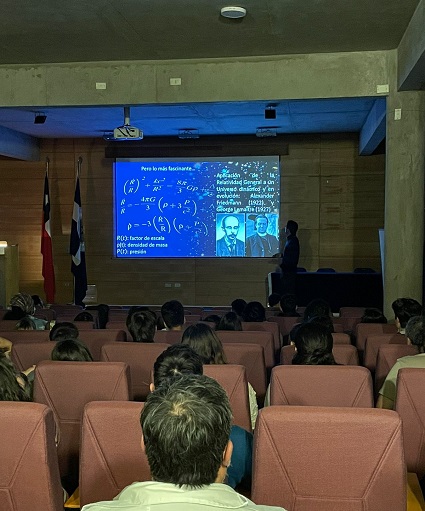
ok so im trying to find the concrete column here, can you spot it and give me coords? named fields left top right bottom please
left=384, top=63, right=425, bottom=318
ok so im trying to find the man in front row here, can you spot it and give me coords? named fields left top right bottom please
left=82, top=374, right=285, bottom=511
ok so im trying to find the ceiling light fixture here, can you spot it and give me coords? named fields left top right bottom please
left=220, top=6, right=247, bottom=19
left=34, top=112, right=47, bottom=124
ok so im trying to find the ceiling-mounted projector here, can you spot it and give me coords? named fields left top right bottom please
left=111, top=106, right=143, bottom=140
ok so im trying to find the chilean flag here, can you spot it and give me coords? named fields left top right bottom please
left=41, top=170, right=55, bottom=303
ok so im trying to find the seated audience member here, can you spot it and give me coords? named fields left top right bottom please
left=81, top=375, right=284, bottom=511
left=267, top=293, right=281, bottom=309
left=3, top=292, right=47, bottom=330
left=0, top=353, right=31, bottom=401
left=127, top=310, right=156, bottom=342
left=182, top=323, right=258, bottom=429
left=217, top=312, right=242, bottom=331
left=360, top=308, right=387, bottom=324
left=51, top=339, right=94, bottom=362
left=277, top=293, right=300, bottom=317
left=303, top=298, right=332, bottom=322
left=242, top=301, right=266, bottom=323
left=161, top=300, right=185, bottom=331
left=292, top=322, right=337, bottom=365
left=74, top=311, right=94, bottom=322
left=15, top=317, right=37, bottom=330
left=378, top=315, right=424, bottom=410
left=86, top=303, right=109, bottom=329
left=50, top=322, right=79, bottom=341
left=31, top=294, right=45, bottom=308
left=391, top=297, right=422, bottom=334
left=230, top=298, right=247, bottom=318
left=203, top=315, right=221, bottom=329
left=308, top=315, right=334, bottom=334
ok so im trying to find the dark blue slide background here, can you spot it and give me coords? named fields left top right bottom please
left=114, top=157, right=280, bottom=258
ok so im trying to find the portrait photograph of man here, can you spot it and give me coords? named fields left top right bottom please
left=216, top=214, right=245, bottom=257
left=245, top=213, right=279, bottom=257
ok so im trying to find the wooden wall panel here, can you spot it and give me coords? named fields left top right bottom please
left=0, top=133, right=385, bottom=305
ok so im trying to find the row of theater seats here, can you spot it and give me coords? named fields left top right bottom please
left=3, top=365, right=424, bottom=511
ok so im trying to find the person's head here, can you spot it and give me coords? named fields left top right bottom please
left=405, top=316, right=425, bottom=353
left=231, top=298, right=246, bottom=317
left=308, top=315, right=334, bottom=334
left=217, top=311, right=242, bottom=331
left=9, top=293, right=35, bottom=316
left=221, top=215, right=240, bottom=241
left=268, top=293, right=281, bottom=308
left=279, top=293, right=298, bottom=315
left=392, top=298, right=423, bottom=329
left=255, top=214, right=268, bottom=235
left=161, top=300, right=185, bottom=330
left=360, top=308, right=387, bottom=324
left=0, top=354, right=30, bottom=401
left=31, top=295, right=44, bottom=308
left=73, top=311, right=93, bottom=322
left=202, top=315, right=221, bottom=329
left=51, top=339, right=94, bottom=361
left=49, top=322, right=79, bottom=341
left=242, top=301, right=266, bottom=322
left=181, top=323, right=227, bottom=365
left=0, top=337, right=13, bottom=358
left=127, top=310, right=156, bottom=342
left=285, top=220, right=298, bottom=236
left=96, top=304, right=110, bottom=329
left=140, top=374, right=232, bottom=487
left=304, top=299, right=331, bottom=322
left=15, top=317, right=36, bottom=330
left=292, top=322, right=336, bottom=365
left=153, top=344, right=203, bottom=388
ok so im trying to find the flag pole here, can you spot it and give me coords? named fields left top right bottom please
left=45, top=156, right=50, bottom=176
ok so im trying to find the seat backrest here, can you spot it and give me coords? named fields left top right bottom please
left=355, top=322, right=397, bottom=353
left=340, top=316, right=362, bottom=334
left=375, top=344, right=417, bottom=397
left=0, top=402, right=63, bottom=511
left=0, top=320, right=26, bottom=331
left=331, top=332, right=350, bottom=344
left=154, top=330, right=183, bottom=344
left=396, top=368, right=425, bottom=476
left=33, top=361, right=131, bottom=491
left=80, top=401, right=149, bottom=508
left=267, top=316, right=301, bottom=337
left=364, top=333, right=406, bottom=372
left=12, top=342, right=54, bottom=371
left=252, top=407, right=406, bottom=511
left=242, top=321, right=280, bottom=355
left=203, top=364, right=251, bottom=432
left=101, top=342, right=170, bottom=401
left=223, top=343, right=267, bottom=403
left=339, top=307, right=366, bottom=317
left=280, top=344, right=359, bottom=366
left=0, top=330, right=49, bottom=343
left=77, top=329, right=127, bottom=360
left=216, top=330, right=274, bottom=369
left=331, top=321, right=344, bottom=333
left=270, top=365, right=373, bottom=407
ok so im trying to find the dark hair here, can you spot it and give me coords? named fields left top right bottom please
left=140, top=374, right=231, bottom=487
left=308, top=315, right=334, bottom=334
left=0, top=355, right=31, bottom=401
left=242, top=301, right=266, bottom=322
left=31, top=295, right=45, bottom=308
left=292, top=322, right=336, bottom=365
left=74, top=311, right=94, bottom=322
left=392, top=298, right=423, bottom=328
left=304, top=299, right=331, bottom=322
left=231, top=299, right=246, bottom=317
left=279, top=294, right=299, bottom=316
left=286, top=220, right=298, bottom=235
left=161, top=300, right=184, bottom=329
left=221, top=214, right=240, bottom=230
left=406, top=316, right=425, bottom=353
left=181, top=323, right=227, bottom=365
left=153, top=345, right=203, bottom=387
left=127, top=310, right=156, bottom=342
left=51, top=339, right=93, bottom=362
left=202, top=315, right=221, bottom=328
left=360, top=308, right=387, bottom=324
left=217, top=312, right=242, bottom=331
left=86, top=304, right=109, bottom=329
left=268, top=293, right=281, bottom=308
left=15, top=317, right=36, bottom=330
left=49, top=322, right=79, bottom=341
left=3, top=306, right=26, bottom=321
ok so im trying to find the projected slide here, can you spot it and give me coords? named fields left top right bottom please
left=114, top=156, right=280, bottom=258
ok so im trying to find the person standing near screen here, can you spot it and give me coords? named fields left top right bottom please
left=246, top=214, right=279, bottom=257
left=280, top=220, right=300, bottom=294
left=216, top=215, right=245, bottom=257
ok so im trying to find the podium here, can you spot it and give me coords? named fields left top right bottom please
left=0, top=244, right=19, bottom=308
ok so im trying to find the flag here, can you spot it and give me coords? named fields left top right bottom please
left=70, top=172, right=87, bottom=306
left=41, top=170, right=55, bottom=303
